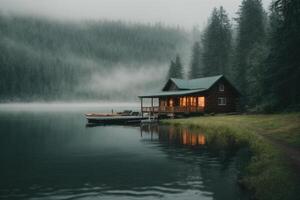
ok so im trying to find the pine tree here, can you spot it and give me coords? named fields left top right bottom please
left=167, top=60, right=176, bottom=79
left=174, top=55, right=184, bottom=79
left=263, top=0, right=300, bottom=110
left=261, top=4, right=282, bottom=110
left=189, top=42, right=203, bottom=79
left=233, top=0, right=266, bottom=107
left=167, top=55, right=184, bottom=79
left=202, top=7, right=232, bottom=77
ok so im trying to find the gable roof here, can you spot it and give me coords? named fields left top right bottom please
left=164, top=75, right=223, bottom=90
left=138, top=74, right=240, bottom=98
left=138, top=89, right=206, bottom=98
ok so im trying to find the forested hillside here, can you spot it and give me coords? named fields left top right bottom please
left=1, top=0, right=299, bottom=112
left=0, top=15, right=189, bottom=101
left=168, top=0, right=300, bottom=112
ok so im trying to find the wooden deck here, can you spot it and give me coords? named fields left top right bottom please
left=141, top=106, right=204, bottom=114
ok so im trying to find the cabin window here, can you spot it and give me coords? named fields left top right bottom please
left=219, top=83, right=224, bottom=91
left=169, top=98, right=174, bottom=107
left=180, top=97, right=186, bottom=107
left=218, top=97, right=226, bottom=106
left=186, top=97, right=196, bottom=106
left=198, top=97, right=205, bottom=107
left=189, top=97, right=197, bottom=106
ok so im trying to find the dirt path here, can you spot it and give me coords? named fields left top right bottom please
left=261, top=134, right=300, bottom=174
left=240, top=121, right=300, bottom=173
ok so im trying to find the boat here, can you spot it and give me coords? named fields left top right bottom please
left=85, top=110, right=148, bottom=125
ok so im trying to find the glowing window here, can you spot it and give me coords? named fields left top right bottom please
left=169, top=98, right=174, bottom=107
left=190, top=97, right=197, bottom=106
left=180, top=97, right=186, bottom=106
left=198, top=97, right=205, bottom=107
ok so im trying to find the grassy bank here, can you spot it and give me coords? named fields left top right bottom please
left=162, top=113, right=300, bottom=200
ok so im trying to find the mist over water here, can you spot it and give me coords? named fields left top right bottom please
left=0, top=102, right=140, bottom=113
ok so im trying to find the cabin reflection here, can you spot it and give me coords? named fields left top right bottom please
left=140, top=125, right=206, bottom=147
left=139, top=125, right=246, bottom=200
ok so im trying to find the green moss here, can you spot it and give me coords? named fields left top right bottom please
left=162, top=114, right=300, bottom=200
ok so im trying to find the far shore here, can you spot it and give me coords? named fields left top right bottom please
left=0, top=102, right=140, bottom=113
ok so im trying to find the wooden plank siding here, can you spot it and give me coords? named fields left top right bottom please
left=205, top=77, right=239, bottom=113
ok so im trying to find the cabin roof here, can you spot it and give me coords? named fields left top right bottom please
left=168, top=75, right=223, bottom=90
left=138, top=74, right=238, bottom=98
left=138, top=89, right=207, bottom=98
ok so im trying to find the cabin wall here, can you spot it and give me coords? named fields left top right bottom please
left=205, top=78, right=239, bottom=113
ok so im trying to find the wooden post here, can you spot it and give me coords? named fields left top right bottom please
left=151, top=97, right=154, bottom=117
left=158, top=98, right=160, bottom=118
left=141, top=98, right=143, bottom=117
left=196, top=96, right=198, bottom=112
left=185, top=96, right=188, bottom=113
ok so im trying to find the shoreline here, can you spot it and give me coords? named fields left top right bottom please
left=162, top=113, right=300, bottom=200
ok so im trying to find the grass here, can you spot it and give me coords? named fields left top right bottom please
left=161, top=113, right=300, bottom=200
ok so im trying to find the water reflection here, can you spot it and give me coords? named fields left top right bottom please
left=140, top=124, right=250, bottom=200
left=0, top=111, right=249, bottom=200
left=140, top=124, right=206, bottom=146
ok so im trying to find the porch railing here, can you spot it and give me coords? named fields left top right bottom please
left=141, top=106, right=204, bottom=113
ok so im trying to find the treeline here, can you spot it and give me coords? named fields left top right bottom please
left=167, top=0, right=300, bottom=112
left=0, top=15, right=189, bottom=101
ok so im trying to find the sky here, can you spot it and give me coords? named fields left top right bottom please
left=0, top=0, right=273, bottom=30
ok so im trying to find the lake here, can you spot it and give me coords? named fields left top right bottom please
left=0, top=104, right=249, bottom=200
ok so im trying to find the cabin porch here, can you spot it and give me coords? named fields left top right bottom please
left=140, top=96, right=205, bottom=115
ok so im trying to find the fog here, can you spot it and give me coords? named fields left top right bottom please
left=0, top=102, right=140, bottom=112
left=0, top=0, right=273, bottom=30
left=0, top=0, right=274, bottom=103
left=0, top=14, right=188, bottom=102
left=83, top=65, right=167, bottom=99
left=2, top=35, right=168, bottom=100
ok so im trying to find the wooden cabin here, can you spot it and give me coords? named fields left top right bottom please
left=139, top=75, right=240, bottom=116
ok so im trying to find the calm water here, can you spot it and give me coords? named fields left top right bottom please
left=0, top=104, right=249, bottom=200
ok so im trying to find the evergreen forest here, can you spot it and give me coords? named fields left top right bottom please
left=0, top=0, right=299, bottom=112
left=167, top=0, right=300, bottom=112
